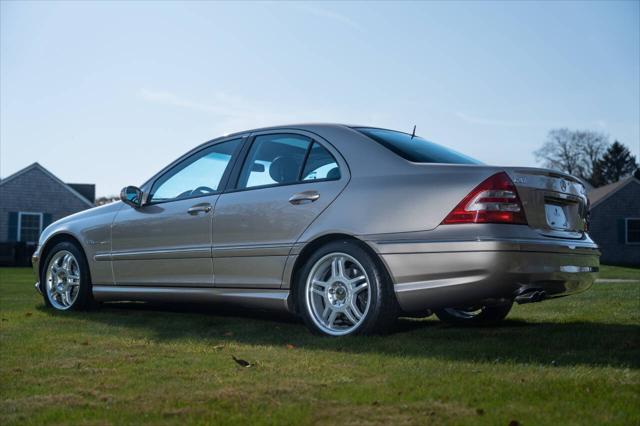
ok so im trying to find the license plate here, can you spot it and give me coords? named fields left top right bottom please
left=545, top=204, right=569, bottom=229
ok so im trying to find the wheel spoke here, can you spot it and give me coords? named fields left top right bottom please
left=343, top=307, right=358, bottom=325
left=327, top=310, right=338, bottom=327
left=331, top=257, right=345, bottom=280
left=350, top=301, right=363, bottom=320
left=352, top=281, right=368, bottom=295
left=312, top=279, right=327, bottom=289
left=321, top=304, right=332, bottom=321
left=62, top=254, right=72, bottom=271
left=349, top=275, right=366, bottom=285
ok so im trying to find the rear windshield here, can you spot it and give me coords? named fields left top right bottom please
left=355, top=127, right=481, bottom=165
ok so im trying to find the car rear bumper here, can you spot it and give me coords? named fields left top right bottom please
left=373, top=238, right=600, bottom=313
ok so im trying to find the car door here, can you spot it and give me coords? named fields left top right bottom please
left=111, top=138, right=243, bottom=287
left=211, top=131, right=349, bottom=288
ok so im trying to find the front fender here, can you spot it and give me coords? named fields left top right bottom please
left=35, top=202, right=124, bottom=286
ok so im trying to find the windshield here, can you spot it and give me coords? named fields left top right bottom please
left=355, top=127, right=481, bottom=165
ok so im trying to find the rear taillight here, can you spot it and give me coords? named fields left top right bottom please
left=442, top=172, right=527, bottom=225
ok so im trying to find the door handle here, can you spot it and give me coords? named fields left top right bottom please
left=289, top=190, right=320, bottom=205
left=188, top=203, right=213, bottom=215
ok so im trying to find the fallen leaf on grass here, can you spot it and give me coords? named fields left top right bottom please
left=286, top=344, right=295, bottom=350
left=223, top=331, right=234, bottom=337
left=476, top=408, right=485, bottom=416
left=231, top=355, right=252, bottom=368
left=25, top=312, right=32, bottom=317
left=81, top=341, right=89, bottom=346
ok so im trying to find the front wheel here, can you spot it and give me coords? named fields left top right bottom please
left=435, top=302, right=513, bottom=325
left=41, top=241, right=94, bottom=311
left=297, top=240, right=397, bottom=336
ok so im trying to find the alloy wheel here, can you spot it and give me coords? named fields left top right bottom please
left=45, top=250, right=81, bottom=310
left=305, top=252, right=371, bottom=336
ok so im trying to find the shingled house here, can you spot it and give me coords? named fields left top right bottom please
left=0, top=163, right=95, bottom=265
left=587, top=175, right=640, bottom=267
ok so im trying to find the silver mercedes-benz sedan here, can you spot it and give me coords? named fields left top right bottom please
left=33, top=124, right=600, bottom=336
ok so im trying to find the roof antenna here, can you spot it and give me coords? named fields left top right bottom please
left=411, top=125, right=416, bottom=140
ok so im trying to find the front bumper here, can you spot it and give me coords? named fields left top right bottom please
left=375, top=238, right=600, bottom=313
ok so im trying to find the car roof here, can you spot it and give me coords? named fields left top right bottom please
left=223, top=123, right=354, bottom=138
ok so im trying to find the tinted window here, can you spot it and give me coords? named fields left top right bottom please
left=302, top=142, right=340, bottom=181
left=627, top=219, right=640, bottom=244
left=238, top=134, right=311, bottom=189
left=355, top=127, right=481, bottom=164
left=150, top=139, right=241, bottom=202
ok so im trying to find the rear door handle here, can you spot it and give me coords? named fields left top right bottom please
left=188, top=203, right=213, bottom=215
left=289, top=190, right=320, bottom=205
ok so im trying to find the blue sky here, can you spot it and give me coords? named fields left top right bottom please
left=1, top=1, right=638, bottom=196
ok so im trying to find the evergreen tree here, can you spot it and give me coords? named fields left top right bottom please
left=591, top=141, right=638, bottom=186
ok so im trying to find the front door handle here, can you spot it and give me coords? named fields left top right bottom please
left=188, top=203, right=213, bottom=215
left=289, top=190, right=320, bottom=205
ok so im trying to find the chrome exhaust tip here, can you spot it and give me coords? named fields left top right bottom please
left=514, top=288, right=547, bottom=305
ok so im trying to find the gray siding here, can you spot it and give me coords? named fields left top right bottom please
left=589, top=180, right=640, bottom=266
left=0, top=167, right=92, bottom=242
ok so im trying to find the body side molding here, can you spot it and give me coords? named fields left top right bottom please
left=92, top=286, right=291, bottom=312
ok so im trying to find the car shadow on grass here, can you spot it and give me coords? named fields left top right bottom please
left=37, top=301, right=640, bottom=370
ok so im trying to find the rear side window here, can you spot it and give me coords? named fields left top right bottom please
left=302, top=142, right=340, bottom=181
left=355, top=127, right=481, bottom=164
left=238, top=134, right=311, bottom=189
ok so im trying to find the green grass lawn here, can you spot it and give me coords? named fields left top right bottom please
left=1, top=267, right=638, bottom=426
left=598, top=264, right=640, bottom=280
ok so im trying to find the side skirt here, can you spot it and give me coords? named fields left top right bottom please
left=92, top=286, right=291, bottom=313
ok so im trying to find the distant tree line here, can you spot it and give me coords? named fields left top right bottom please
left=95, top=195, right=120, bottom=206
left=534, top=128, right=638, bottom=187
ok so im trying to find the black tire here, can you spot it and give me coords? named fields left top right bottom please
left=435, top=302, right=513, bottom=325
left=296, top=240, right=397, bottom=336
left=41, top=241, right=95, bottom=311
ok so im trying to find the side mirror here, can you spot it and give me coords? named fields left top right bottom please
left=120, top=186, right=144, bottom=208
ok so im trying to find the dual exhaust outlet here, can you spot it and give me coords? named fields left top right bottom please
left=514, top=288, right=548, bottom=305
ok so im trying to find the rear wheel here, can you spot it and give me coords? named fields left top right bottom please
left=435, top=302, right=513, bottom=325
left=41, top=241, right=94, bottom=311
left=297, top=240, right=397, bottom=336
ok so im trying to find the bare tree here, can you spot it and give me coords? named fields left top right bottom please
left=534, top=128, right=609, bottom=184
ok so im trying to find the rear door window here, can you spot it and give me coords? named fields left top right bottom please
left=237, top=134, right=311, bottom=189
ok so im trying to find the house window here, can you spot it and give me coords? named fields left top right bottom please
left=18, top=212, right=43, bottom=244
left=626, top=218, right=640, bottom=244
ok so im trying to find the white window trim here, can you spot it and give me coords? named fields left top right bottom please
left=17, top=211, right=43, bottom=243
left=625, top=217, right=640, bottom=245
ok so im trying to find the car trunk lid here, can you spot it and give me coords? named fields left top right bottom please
left=504, top=167, right=588, bottom=239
